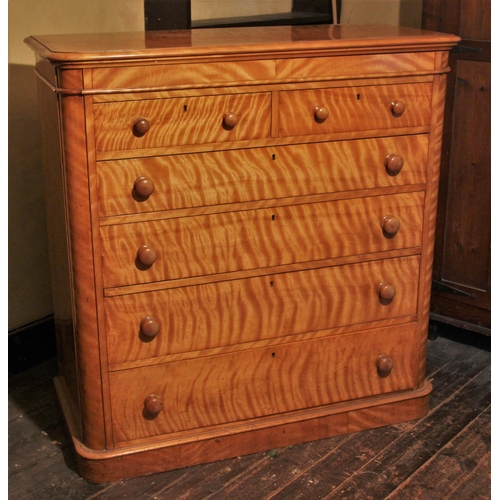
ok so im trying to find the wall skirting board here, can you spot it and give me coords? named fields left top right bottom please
left=8, top=316, right=57, bottom=376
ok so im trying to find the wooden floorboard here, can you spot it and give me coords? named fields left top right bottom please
left=8, top=326, right=491, bottom=499
left=386, top=406, right=491, bottom=500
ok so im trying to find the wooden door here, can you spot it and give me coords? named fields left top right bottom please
left=422, top=0, right=491, bottom=334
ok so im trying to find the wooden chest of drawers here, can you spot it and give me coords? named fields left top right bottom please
left=25, top=25, right=459, bottom=483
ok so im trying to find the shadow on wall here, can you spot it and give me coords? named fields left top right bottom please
left=340, top=0, right=422, bottom=28
left=8, top=64, right=53, bottom=331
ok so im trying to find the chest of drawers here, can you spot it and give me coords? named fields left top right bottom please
left=25, top=25, right=459, bottom=483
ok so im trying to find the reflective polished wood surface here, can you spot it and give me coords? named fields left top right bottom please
left=26, top=24, right=459, bottom=62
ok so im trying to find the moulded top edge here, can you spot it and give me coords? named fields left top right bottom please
left=24, top=24, right=460, bottom=64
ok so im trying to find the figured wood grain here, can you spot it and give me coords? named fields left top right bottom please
left=109, top=323, right=419, bottom=443
left=58, top=70, right=106, bottom=450
left=279, top=83, right=432, bottom=137
left=103, top=247, right=421, bottom=298
left=100, top=192, right=424, bottom=287
left=93, top=92, right=271, bottom=152
left=94, top=127, right=432, bottom=162
left=25, top=25, right=458, bottom=482
left=416, top=70, right=449, bottom=386
left=101, top=186, right=427, bottom=229
left=97, top=135, right=428, bottom=217
left=83, top=81, right=115, bottom=449
left=110, top=316, right=421, bottom=372
left=92, top=76, right=434, bottom=104
left=104, top=255, right=420, bottom=365
left=35, top=64, right=80, bottom=432
left=275, top=52, right=436, bottom=80
left=90, top=53, right=436, bottom=93
left=92, top=60, right=276, bottom=90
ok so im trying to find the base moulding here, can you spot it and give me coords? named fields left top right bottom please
left=54, top=376, right=432, bottom=483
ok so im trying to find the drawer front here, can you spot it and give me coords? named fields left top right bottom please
left=100, top=192, right=424, bottom=288
left=97, top=135, right=428, bottom=217
left=275, top=53, right=436, bottom=80
left=94, top=92, right=271, bottom=152
left=92, top=60, right=276, bottom=90
left=91, top=53, right=435, bottom=92
left=105, top=256, right=420, bottom=365
left=109, top=322, right=419, bottom=444
left=279, top=83, right=432, bottom=137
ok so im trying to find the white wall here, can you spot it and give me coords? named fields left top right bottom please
left=341, top=0, right=423, bottom=27
left=9, top=0, right=144, bottom=66
left=191, top=0, right=422, bottom=27
left=8, top=0, right=144, bottom=330
left=191, top=1, right=292, bottom=21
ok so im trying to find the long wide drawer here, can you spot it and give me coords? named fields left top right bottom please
left=109, top=322, right=419, bottom=445
left=105, top=255, right=420, bottom=365
left=97, top=135, right=428, bottom=217
left=279, top=83, right=432, bottom=137
left=93, top=92, right=271, bottom=153
left=100, top=192, right=424, bottom=287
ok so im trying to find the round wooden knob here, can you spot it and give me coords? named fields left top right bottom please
left=390, top=101, right=406, bottom=116
left=140, top=317, right=160, bottom=338
left=144, top=395, right=163, bottom=415
left=137, top=245, right=157, bottom=266
left=314, top=106, right=329, bottom=122
left=223, top=112, right=239, bottom=129
left=133, top=118, right=150, bottom=136
left=378, top=282, right=396, bottom=301
left=376, top=354, right=394, bottom=374
left=381, top=215, right=401, bottom=237
left=134, top=177, right=155, bottom=198
left=385, top=154, right=404, bottom=175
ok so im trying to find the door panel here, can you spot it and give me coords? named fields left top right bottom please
left=441, top=60, right=490, bottom=292
left=423, top=0, right=491, bottom=332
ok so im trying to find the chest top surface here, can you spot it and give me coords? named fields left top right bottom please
left=25, top=24, right=459, bottom=65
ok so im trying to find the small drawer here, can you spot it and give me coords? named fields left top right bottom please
left=275, top=53, right=436, bottom=80
left=93, top=92, right=271, bottom=153
left=100, top=192, right=424, bottom=288
left=109, top=322, right=419, bottom=444
left=97, top=135, right=428, bottom=217
left=105, top=255, right=420, bottom=365
left=92, top=59, right=276, bottom=91
left=279, top=83, right=432, bottom=137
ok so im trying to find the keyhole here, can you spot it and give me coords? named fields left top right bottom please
left=357, top=94, right=361, bottom=100
left=270, top=280, right=274, bottom=287
left=272, top=154, right=276, bottom=160
left=271, top=214, right=275, bottom=221
left=184, top=105, right=188, bottom=112
left=271, top=352, right=276, bottom=358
